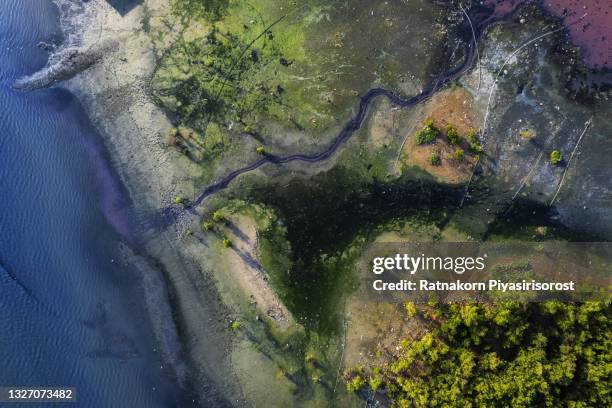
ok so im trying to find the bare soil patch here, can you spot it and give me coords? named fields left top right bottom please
left=220, top=215, right=295, bottom=329
left=401, top=88, right=479, bottom=184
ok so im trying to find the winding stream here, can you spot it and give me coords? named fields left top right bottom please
left=187, top=4, right=506, bottom=210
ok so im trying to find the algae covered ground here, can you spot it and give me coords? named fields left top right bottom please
left=145, top=0, right=464, bottom=183
left=136, top=0, right=612, bottom=406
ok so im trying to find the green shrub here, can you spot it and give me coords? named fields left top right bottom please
left=174, top=195, right=184, bottom=205
left=201, top=221, right=212, bottom=231
left=212, top=211, right=224, bottom=222
left=468, top=130, right=483, bottom=153
left=404, top=301, right=417, bottom=317
left=550, top=150, right=563, bottom=165
left=369, top=375, right=383, bottom=391
left=346, top=375, right=366, bottom=392
left=450, top=149, right=465, bottom=161
left=415, top=120, right=439, bottom=145
left=222, top=238, right=232, bottom=248
left=519, top=129, right=535, bottom=139
left=256, top=146, right=266, bottom=155
left=428, top=153, right=441, bottom=166
left=304, top=352, right=316, bottom=363
left=469, top=143, right=483, bottom=154
left=229, top=320, right=241, bottom=331
left=446, top=125, right=461, bottom=145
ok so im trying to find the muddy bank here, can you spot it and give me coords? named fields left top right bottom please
left=47, top=0, right=242, bottom=406
left=13, top=39, right=119, bottom=90
left=487, top=0, right=612, bottom=69
left=462, top=3, right=612, bottom=239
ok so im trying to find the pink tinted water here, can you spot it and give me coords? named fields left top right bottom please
left=486, top=0, right=612, bottom=69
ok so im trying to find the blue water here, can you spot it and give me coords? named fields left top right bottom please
left=0, top=1, right=179, bottom=406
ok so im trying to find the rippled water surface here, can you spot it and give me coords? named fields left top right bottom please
left=0, top=1, right=177, bottom=406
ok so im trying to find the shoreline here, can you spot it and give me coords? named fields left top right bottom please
left=42, top=0, right=611, bottom=405
left=53, top=0, right=242, bottom=405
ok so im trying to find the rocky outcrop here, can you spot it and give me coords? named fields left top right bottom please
left=14, top=39, right=118, bottom=91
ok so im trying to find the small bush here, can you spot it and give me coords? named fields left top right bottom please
left=222, top=238, right=232, bottom=248
left=174, top=195, right=184, bottom=205
left=212, top=211, right=224, bottom=222
left=346, top=375, right=366, bottom=392
left=229, top=321, right=241, bottom=331
left=468, top=131, right=483, bottom=153
left=369, top=375, right=383, bottom=391
left=446, top=125, right=461, bottom=145
left=256, top=146, right=266, bottom=155
left=404, top=301, right=417, bottom=317
left=550, top=150, right=563, bottom=165
left=450, top=149, right=465, bottom=161
left=428, top=153, right=441, bottom=166
left=416, top=120, right=439, bottom=145
left=201, top=221, right=212, bottom=231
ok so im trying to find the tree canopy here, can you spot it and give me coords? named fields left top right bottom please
left=348, top=301, right=611, bottom=407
